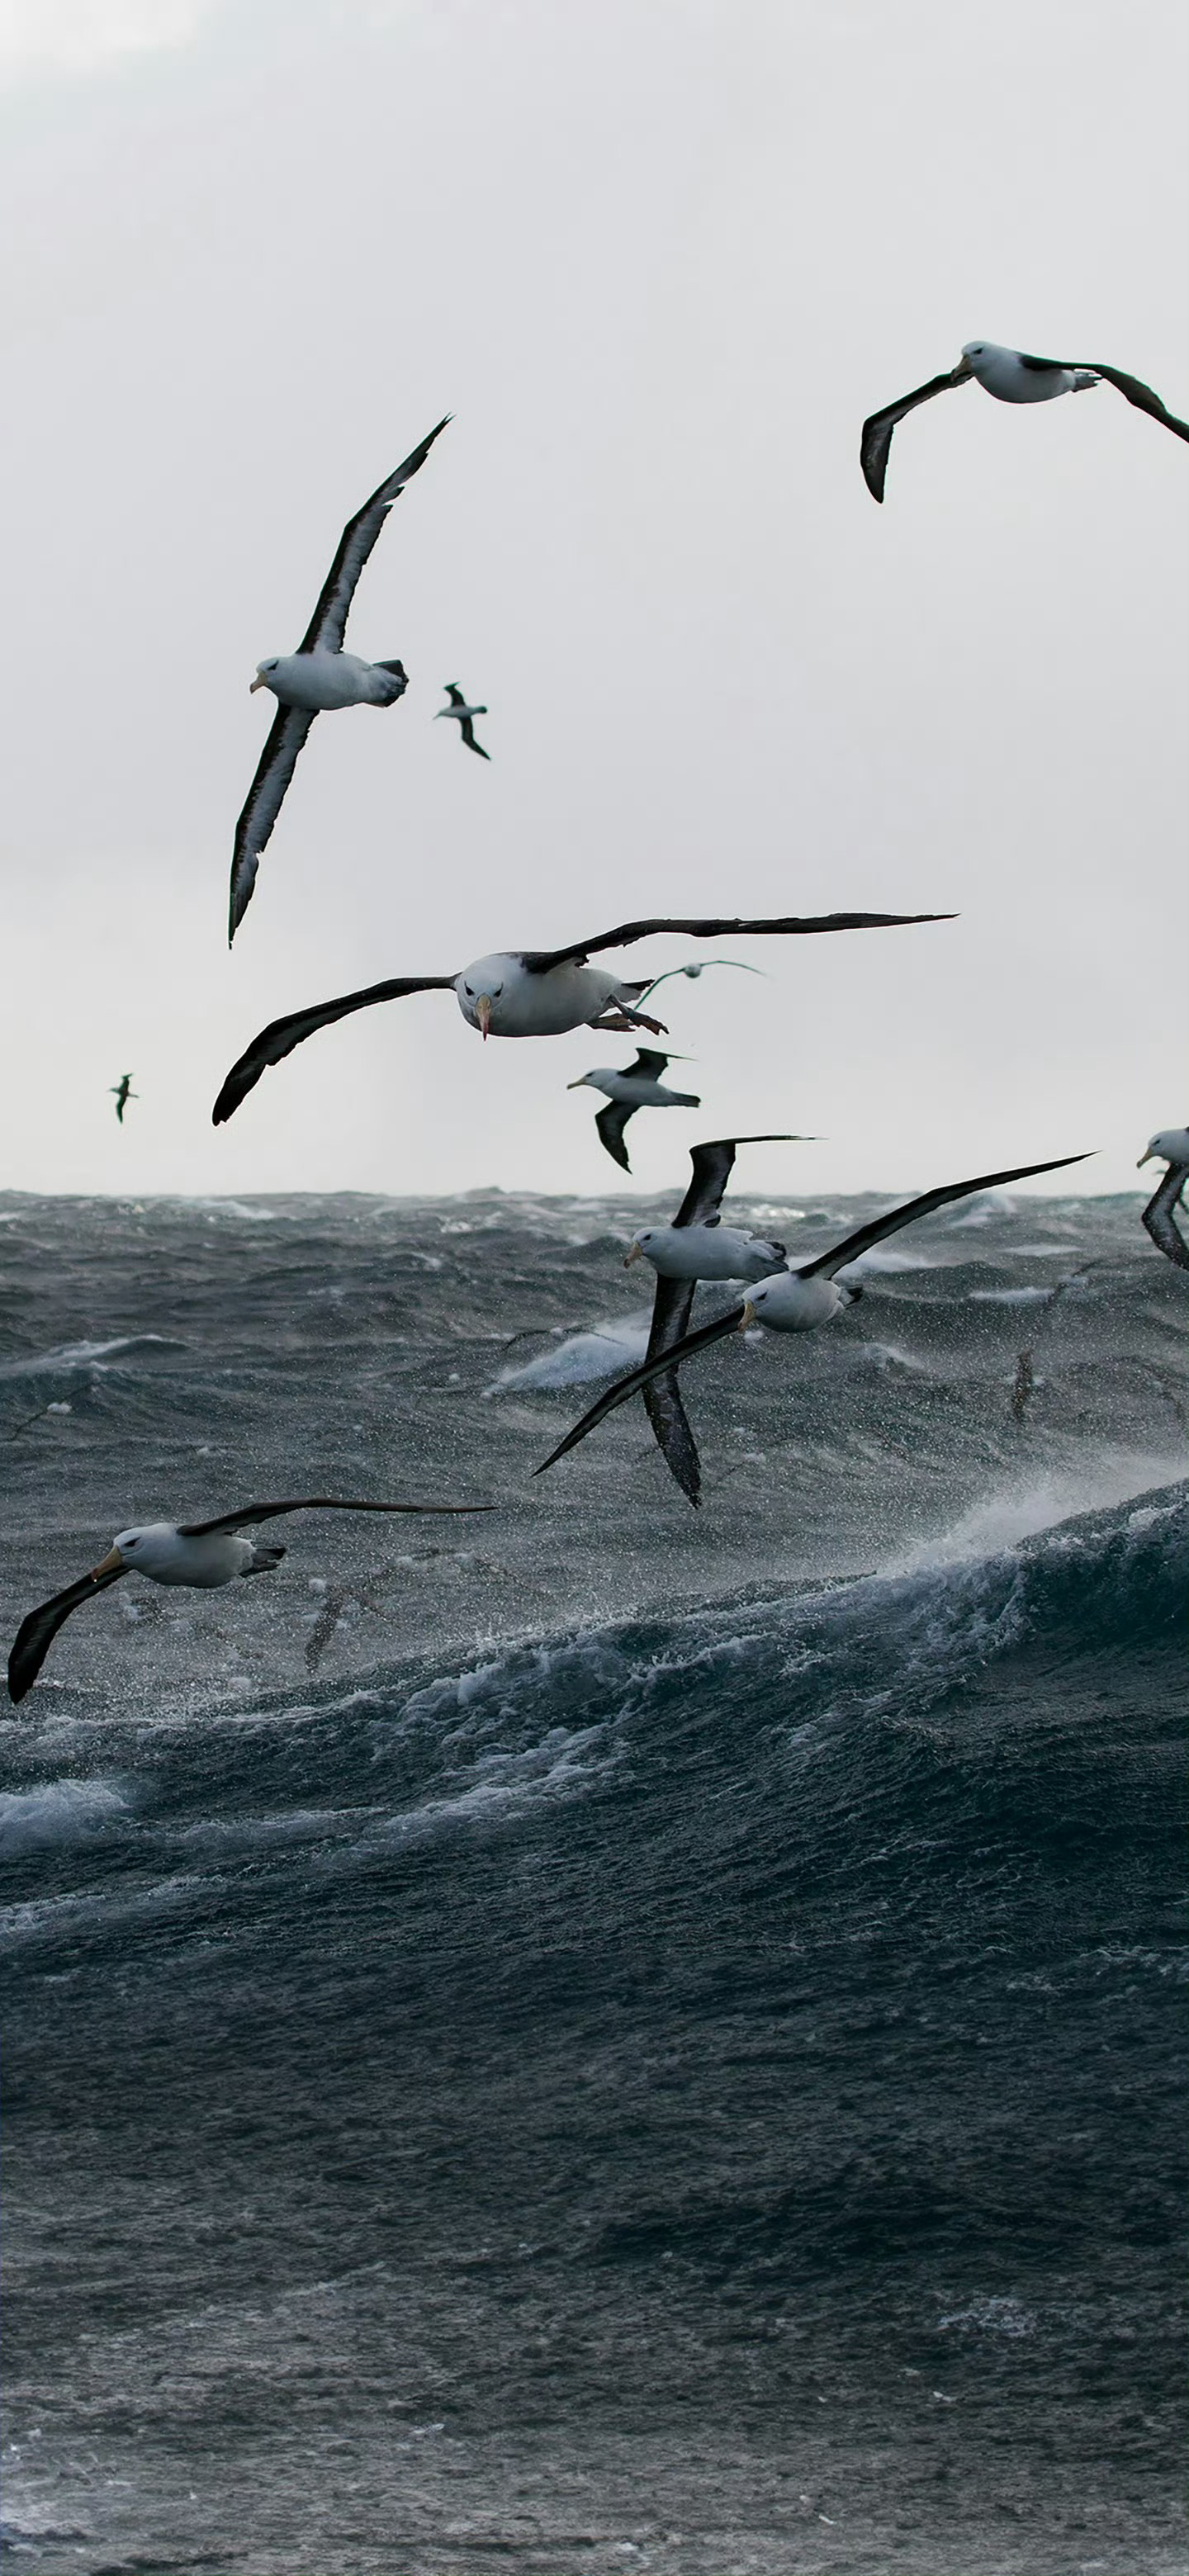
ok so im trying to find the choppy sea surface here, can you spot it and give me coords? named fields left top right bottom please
left=0, top=1186, right=1185, bottom=2575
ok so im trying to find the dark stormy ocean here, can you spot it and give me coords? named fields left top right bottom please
left=1, top=1185, right=1185, bottom=2576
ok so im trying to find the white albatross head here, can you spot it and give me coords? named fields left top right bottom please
left=455, top=954, right=510, bottom=1039
left=1139, top=1127, right=1189, bottom=1169
left=250, top=660, right=281, bottom=694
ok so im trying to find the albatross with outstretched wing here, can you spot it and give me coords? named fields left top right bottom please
left=229, top=417, right=450, bottom=943
left=211, top=907, right=952, bottom=1125
left=861, top=340, right=1189, bottom=503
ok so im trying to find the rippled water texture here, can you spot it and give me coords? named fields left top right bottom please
left=1, top=1189, right=1185, bottom=2573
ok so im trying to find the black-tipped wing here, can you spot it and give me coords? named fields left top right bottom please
left=211, top=977, right=456, bottom=1125
left=1141, top=1167, right=1189, bottom=1271
left=229, top=700, right=316, bottom=943
left=535, top=1300, right=746, bottom=1476
left=459, top=717, right=490, bottom=760
left=798, top=1153, right=1092, bottom=1281
left=299, top=418, right=451, bottom=656
left=860, top=369, right=969, bottom=502
left=623, top=1049, right=670, bottom=1082
left=178, top=1497, right=494, bottom=1538
left=1081, top=363, right=1189, bottom=442
left=8, top=1563, right=127, bottom=1706
left=673, top=1134, right=800, bottom=1229
left=523, top=913, right=952, bottom=973
left=595, top=1101, right=636, bottom=1172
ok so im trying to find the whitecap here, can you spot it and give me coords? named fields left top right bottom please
left=485, top=1311, right=653, bottom=1392
left=0, top=1333, right=181, bottom=1378
left=0, top=1775, right=133, bottom=1856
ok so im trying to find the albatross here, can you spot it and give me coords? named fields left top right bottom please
left=861, top=341, right=1189, bottom=502
left=621, top=1133, right=813, bottom=1504
left=567, top=1050, right=701, bottom=1172
left=211, top=907, right=951, bottom=1125
left=435, top=683, right=490, bottom=760
left=534, top=1153, right=1091, bottom=1480
left=1137, top=1128, right=1189, bottom=1271
left=7, top=1493, right=494, bottom=1705
left=229, top=417, right=450, bottom=943
left=110, top=1073, right=137, bottom=1125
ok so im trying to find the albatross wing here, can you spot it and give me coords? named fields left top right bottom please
left=7, top=1563, right=128, bottom=1706
left=1079, top=362, right=1189, bottom=441
left=211, top=975, right=456, bottom=1124
left=178, top=1496, right=494, bottom=1537
left=229, top=699, right=315, bottom=943
left=795, top=1153, right=1092, bottom=1281
left=299, top=417, right=451, bottom=656
left=595, top=1100, right=636, bottom=1172
left=860, top=367, right=969, bottom=502
left=522, top=912, right=953, bottom=972
left=534, top=1299, right=747, bottom=1476
left=1141, top=1167, right=1189, bottom=1271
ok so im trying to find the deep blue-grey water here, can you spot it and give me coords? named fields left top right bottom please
left=1, top=1187, right=1185, bottom=2574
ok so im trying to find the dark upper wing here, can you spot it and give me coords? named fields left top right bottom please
left=211, top=977, right=456, bottom=1124
left=298, top=417, right=451, bottom=655
left=798, top=1153, right=1092, bottom=1281
left=534, top=1300, right=746, bottom=1476
left=640, top=1267, right=703, bottom=1504
left=625, top=1049, right=670, bottom=1081
left=672, top=1134, right=799, bottom=1229
left=444, top=683, right=466, bottom=706
left=1081, top=363, right=1189, bottom=442
left=178, top=1497, right=494, bottom=1538
left=860, top=369, right=968, bottom=503
left=595, top=1101, right=636, bottom=1172
left=523, top=913, right=953, bottom=973
left=1141, top=1167, right=1189, bottom=1271
left=7, top=1563, right=127, bottom=1706
left=459, top=717, right=490, bottom=760
left=228, top=700, right=316, bottom=944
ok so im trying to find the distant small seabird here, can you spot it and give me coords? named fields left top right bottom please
left=861, top=341, right=1189, bottom=502
left=622, top=1133, right=812, bottom=1504
left=535, top=1153, right=1090, bottom=1479
left=7, top=1493, right=493, bottom=1705
left=1137, top=1128, right=1189, bottom=1271
left=110, top=1074, right=137, bottom=1125
left=229, top=417, right=450, bottom=943
left=567, top=1051, right=701, bottom=1172
left=211, top=907, right=950, bottom=1125
left=435, top=683, right=490, bottom=760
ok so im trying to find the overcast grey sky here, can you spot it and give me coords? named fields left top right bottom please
left=0, top=0, right=1184, bottom=1204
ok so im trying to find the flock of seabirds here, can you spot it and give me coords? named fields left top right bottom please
left=8, top=337, right=1189, bottom=1705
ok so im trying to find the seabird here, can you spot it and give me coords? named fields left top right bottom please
left=435, top=683, right=490, bottom=760
left=861, top=341, right=1189, bottom=502
left=211, top=907, right=951, bottom=1125
left=534, top=1153, right=1091, bottom=1480
left=567, top=1050, right=701, bottom=1173
left=621, top=1133, right=813, bottom=1505
left=110, top=1074, right=137, bottom=1125
left=1137, top=1127, right=1189, bottom=1271
left=229, top=417, right=450, bottom=944
left=7, top=1493, right=493, bottom=1705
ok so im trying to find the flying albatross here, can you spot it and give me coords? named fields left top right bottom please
left=621, top=1133, right=813, bottom=1505
left=1137, top=1128, right=1189, bottom=1271
left=861, top=340, right=1189, bottom=503
left=7, top=1493, right=494, bottom=1705
left=435, top=683, right=490, bottom=760
left=567, top=1050, right=701, bottom=1172
left=534, top=1152, right=1091, bottom=1481
left=211, top=907, right=951, bottom=1125
left=110, top=1073, right=137, bottom=1125
left=229, top=417, right=450, bottom=944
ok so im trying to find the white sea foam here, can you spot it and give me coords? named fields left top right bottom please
left=485, top=1312, right=653, bottom=1392
left=0, top=1774, right=132, bottom=1856
left=0, top=1334, right=178, bottom=1378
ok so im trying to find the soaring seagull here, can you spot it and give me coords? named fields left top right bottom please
left=567, top=1050, right=701, bottom=1172
left=7, top=1493, right=492, bottom=1705
left=211, top=907, right=951, bottom=1126
left=534, top=1153, right=1090, bottom=1480
left=229, top=417, right=450, bottom=944
left=620, top=1132, right=812, bottom=1505
left=1137, top=1128, right=1189, bottom=1272
left=110, top=1073, right=137, bottom=1125
left=435, top=683, right=490, bottom=760
left=861, top=341, right=1189, bottom=503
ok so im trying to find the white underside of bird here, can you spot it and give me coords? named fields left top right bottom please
left=93, top=1525, right=277, bottom=1587
left=740, top=1269, right=857, bottom=1332
left=625, top=1223, right=788, bottom=1282
left=568, top=1066, right=698, bottom=1109
left=961, top=341, right=1098, bottom=403
left=455, top=956, right=644, bottom=1039
left=251, top=648, right=406, bottom=711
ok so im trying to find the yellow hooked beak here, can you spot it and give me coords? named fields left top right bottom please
left=739, top=1301, right=756, bottom=1329
left=1137, top=1150, right=1153, bottom=1167
left=249, top=674, right=268, bottom=693
left=476, top=994, right=493, bottom=1040
left=952, top=352, right=974, bottom=379
left=623, top=1241, right=643, bottom=1267
left=88, top=1546, right=125, bottom=1579
left=566, top=1077, right=588, bottom=1091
